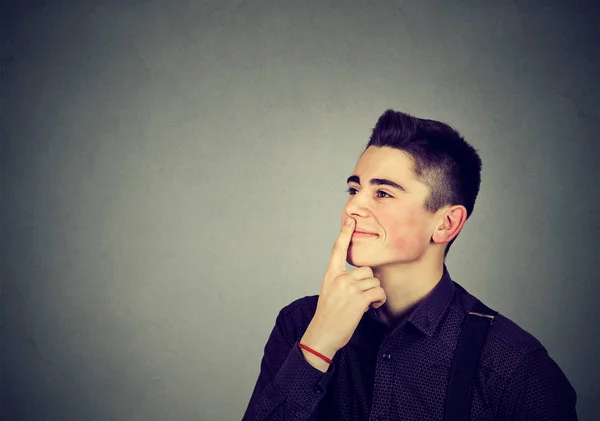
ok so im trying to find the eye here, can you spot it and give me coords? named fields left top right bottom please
left=346, top=188, right=393, bottom=199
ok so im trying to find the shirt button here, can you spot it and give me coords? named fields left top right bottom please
left=382, top=353, right=391, bottom=360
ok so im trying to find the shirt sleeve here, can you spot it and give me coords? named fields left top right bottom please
left=241, top=307, right=336, bottom=421
left=497, top=347, right=578, bottom=420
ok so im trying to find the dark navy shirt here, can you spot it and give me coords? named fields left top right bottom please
left=242, top=267, right=577, bottom=420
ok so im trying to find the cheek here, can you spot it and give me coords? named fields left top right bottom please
left=387, top=220, right=414, bottom=253
left=381, top=210, right=430, bottom=253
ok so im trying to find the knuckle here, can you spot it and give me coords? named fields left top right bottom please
left=323, top=273, right=334, bottom=284
left=338, top=276, right=357, bottom=292
left=334, top=273, right=348, bottom=285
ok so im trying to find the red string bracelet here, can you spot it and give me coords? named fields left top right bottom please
left=298, top=343, right=333, bottom=364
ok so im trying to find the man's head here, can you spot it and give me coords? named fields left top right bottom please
left=342, top=109, right=481, bottom=268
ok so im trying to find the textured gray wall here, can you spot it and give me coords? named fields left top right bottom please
left=2, top=1, right=599, bottom=420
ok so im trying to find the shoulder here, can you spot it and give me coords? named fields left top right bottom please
left=451, top=284, right=577, bottom=417
left=280, top=294, right=319, bottom=317
left=487, top=312, right=544, bottom=356
left=452, top=281, right=543, bottom=351
left=272, top=295, right=319, bottom=341
left=451, top=282, right=546, bottom=375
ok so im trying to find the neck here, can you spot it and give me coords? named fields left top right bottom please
left=372, top=254, right=445, bottom=329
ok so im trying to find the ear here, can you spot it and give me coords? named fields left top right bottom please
left=431, top=205, right=467, bottom=245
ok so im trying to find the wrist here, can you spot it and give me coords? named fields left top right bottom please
left=298, top=343, right=332, bottom=373
left=300, top=329, right=338, bottom=361
left=298, top=343, right=333, bottom=364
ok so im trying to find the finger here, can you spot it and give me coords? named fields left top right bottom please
left=327, top=217, right=355, bottom=274
left=348, top=266, right=374, bottom=281
left=357, top=277, right=380, bottom=292
left=363, top=287, right=387, bottom=309
left=370, top=300, right=385, bottom=309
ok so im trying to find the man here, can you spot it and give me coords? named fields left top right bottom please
left=241, top=110, right=577, bottom=420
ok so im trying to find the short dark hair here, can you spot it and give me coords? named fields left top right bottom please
left=364, top=109, right=482, bottom=257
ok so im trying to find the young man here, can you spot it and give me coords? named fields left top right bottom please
left=241, top=110, right=577, bottom=420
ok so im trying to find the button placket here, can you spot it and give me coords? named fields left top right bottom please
left=371, top=333, right=400, bottom=420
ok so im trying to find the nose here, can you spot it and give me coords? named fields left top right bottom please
left=344, top=190, right=371, bottom=218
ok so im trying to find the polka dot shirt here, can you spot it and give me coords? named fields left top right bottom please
left=242, top=267, right=577, bottom=420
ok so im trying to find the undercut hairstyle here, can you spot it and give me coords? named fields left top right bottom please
left=364, top=109, right=482, bottom=257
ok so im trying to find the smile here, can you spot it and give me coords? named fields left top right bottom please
left=352, top=232, right=379, bottom=239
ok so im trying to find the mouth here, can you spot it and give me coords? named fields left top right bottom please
left=352, top=231, right=379, bottom=239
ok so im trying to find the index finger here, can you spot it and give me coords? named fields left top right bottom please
left=327, top=217, right=355, bottom=274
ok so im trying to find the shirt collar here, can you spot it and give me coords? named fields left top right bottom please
left=405, top=265, right=456, bottom=336
left=363, top=264, right=456, bottom=337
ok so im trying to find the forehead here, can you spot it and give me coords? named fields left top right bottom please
left=353, top=146, right=418, bottom=183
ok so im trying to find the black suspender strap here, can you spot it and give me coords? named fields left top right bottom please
left=443, top=299, right=498, bottom=421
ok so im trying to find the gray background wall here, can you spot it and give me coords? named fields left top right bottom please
left=2, top=0, right=598, bottom=420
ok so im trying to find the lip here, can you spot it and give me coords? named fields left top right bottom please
left=352, top=231, right=379, bottom=239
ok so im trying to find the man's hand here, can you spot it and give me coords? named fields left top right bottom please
left=300, top=217, right=387, bottom=370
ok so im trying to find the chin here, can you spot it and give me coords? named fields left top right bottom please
left=348, top=248, right=412, bottom=268
left=347, top=251, right=383, bottom=268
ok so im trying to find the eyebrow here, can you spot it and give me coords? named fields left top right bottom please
left=346, top=175, right=407, bottom=192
